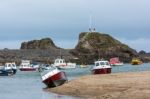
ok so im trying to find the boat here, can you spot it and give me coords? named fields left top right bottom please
left=41, top=65, right=67, bottom=87
left=91, top=60, right=111, bottom=74
left=0, top=62, right=17, bottom=76
left=131, top=58, right=143, bottom=65
left=80, top=64, right=88, bottom=68
left=52, top=58, right=76, bottom=69
left=5, top=62, right=17, bottom=74
left=109, top=57, right=124, bottom=66
left=38, top=64, right=52, bottom=72
left=19, top=60, right=37, bottom=71
left=0, top=69, right=13, bottom=76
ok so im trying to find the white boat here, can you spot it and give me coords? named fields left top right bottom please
left=52, top=58, right=76, bottom=69
left=38, top=64, right=52, bottom=72
left=41, top=65, right=67, bottom=87
left=19, top=60, right=37, bottom=71
left=0, top=62, right=17, bottom=76
left=91, top=60, right=111, bottom=74
left=5, top=62, right=17, bottom=74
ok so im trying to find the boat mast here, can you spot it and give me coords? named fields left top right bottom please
left=59, top=48, right=62, bottom=59
left=89, top=14, right=92, bottom=32
left=89, top=13, right=96, bottom=33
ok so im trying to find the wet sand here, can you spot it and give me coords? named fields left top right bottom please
left=48, top=71, right=150, bottom=99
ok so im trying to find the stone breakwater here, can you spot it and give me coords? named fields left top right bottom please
left=48, top=71, right=150, bottom=99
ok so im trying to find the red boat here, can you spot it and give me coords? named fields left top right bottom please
left=109, top=57, right=123, bottom=66
left=41, top=66, right=67, bottom=87
left=92, top=60, right=111, bottom=74
left=19, top=60, right=37, bottom=71
left=19, top=68, right=36, bottom=71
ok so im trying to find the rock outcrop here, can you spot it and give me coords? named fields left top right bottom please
left=138, top=50, right=150, bottom=62
left=0, top=32, right=150, bottom=64
left=0, top=38, right=75, bottom=65
left=70, top=32, right=138, bottom=64
left=20, top=38, right=58, bottom=49
left=0, top=49, right=74, bottom=65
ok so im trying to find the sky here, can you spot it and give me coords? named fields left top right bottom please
left=0, top=0, right=150, bottom=52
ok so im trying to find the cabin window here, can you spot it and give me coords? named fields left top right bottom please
left=56, top=60, right=59, bottom=63
left=106, top=62, right=109, bottom=65
left=96, top=63, right=99, bottom=66
left=100, top=62, right=105, bottom=65
left=8, top=64, right=11, bottom=67
left=45, top=64, right=49, bottom=67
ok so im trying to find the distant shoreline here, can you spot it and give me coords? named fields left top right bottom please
left=48, top=71, right=150, bottom=99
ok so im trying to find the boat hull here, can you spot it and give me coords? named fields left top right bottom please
left=19, top=68, right=36, bottom=71
left=111, top=63, right=124, bottom=66
left=12, top=69, right=17, bottom=74
left=131, top=61, right=142, bottom=65
left=92, top=68, right=111, bottom=74
left=43, top=71, right=67, bottom=87
left=131, top=58, right=143, bottom=65
left=56, top=66, right=76, bottom=70
left=0, top=69, right=14, bottom=76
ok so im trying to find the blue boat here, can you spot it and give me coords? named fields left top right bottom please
left=11, top=62, right=17, bottom=74
left=0, top=69, right=14, bottom=76
left=0, top=62, right=17, bottom=76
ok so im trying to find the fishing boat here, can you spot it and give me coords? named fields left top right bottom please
left=0, top=62, right=16, bottom=76
left=52, top=58, right=76, bottom=69
left=91, top=60, right=111, bottom=74
left=131, top=58, right=143, bottom=65
left=19, top=60, right=37, bottom=71
left=41, top=65, right=67, bottom=87
left=109, top=57, right=124, bottom=66
left=5, top=62, right=17, bottom=74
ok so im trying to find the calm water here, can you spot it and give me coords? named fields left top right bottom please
left=63, top=63, right=150, bottom=80
left=0, top=71, right=80, bottom=99
left=0, top=63, right=150, bottom=99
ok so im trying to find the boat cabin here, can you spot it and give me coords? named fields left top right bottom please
left=20, top=60, right=31, bottom=67
left=92, top=60, right=111, bottom=74
left=54, top=59, right=66, bottom=66
left=3, top=62, right=16, bottom=70
left=55, top=59, right=65, bottom=63
left=95, top=61, right=110, bottom=67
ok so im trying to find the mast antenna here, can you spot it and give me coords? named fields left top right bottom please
left=89, top=13, right=96, bottom=32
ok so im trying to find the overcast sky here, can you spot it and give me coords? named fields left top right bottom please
left=0, top=0, right=150, bottom=52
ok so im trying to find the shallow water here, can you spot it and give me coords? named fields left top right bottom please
left=63, top=63, right=150, bottom=80
left=112, top=63, right=150, bottom=73
left=0, top=71, right=80, bottom=99
left=0, top=63, right=150, bottom=99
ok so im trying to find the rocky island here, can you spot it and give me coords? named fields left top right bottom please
left=70, top=32, right=138, bottom=64
left=0, top=32, right=150, bottom=64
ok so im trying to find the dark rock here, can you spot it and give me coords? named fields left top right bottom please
left=0, top=38, right=76, bottom=64
left=20, top=38, right=58, bottom=49
left=0, top=32, right=150, bottom=64
left=139, top=50, right=146, bottom=54
left=138, top=50, right=150, bottom=62
left=70, top=32, right=138, bottom=64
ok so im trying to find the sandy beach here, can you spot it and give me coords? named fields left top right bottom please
left=48, top=71, right=150, bottom=99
